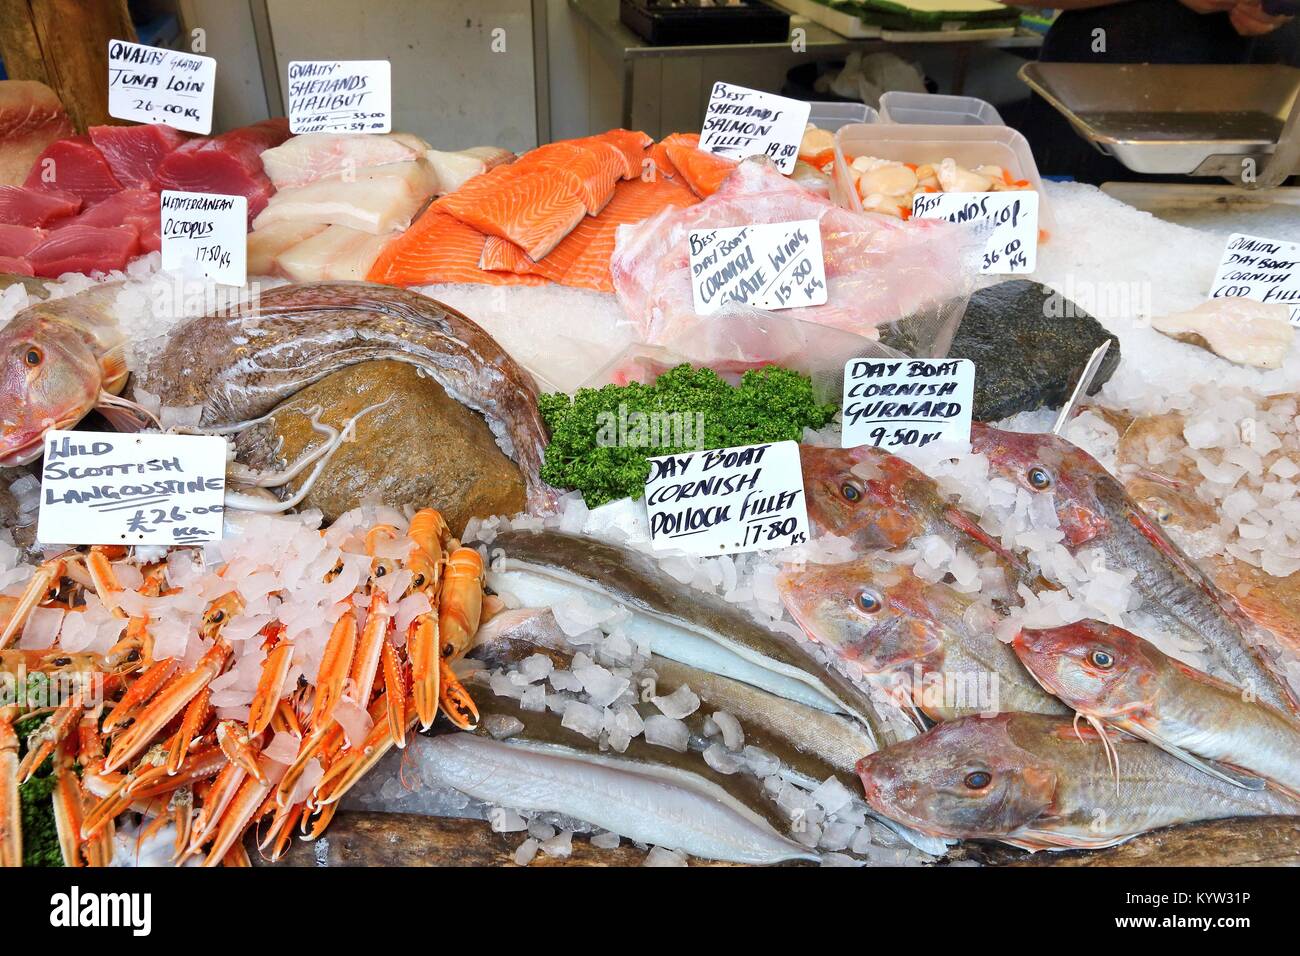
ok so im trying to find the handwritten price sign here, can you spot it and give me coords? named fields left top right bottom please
left=699, top=82, right=810, bottom=174
left=107, top=40, right=215, bottom=134
left=160, top=191, right=247, bottom=286
left=689, top=220, right=827, bottom=315
left=841, top=358, right=974, bottom=461
left=1210, top=233, right=1300, bottom=325
left=37, top=431, right=227, bottom=547
left=645, top=441, right=809, bottom=556
left=287, top=60, right=392, bottom=134
left=912, top=191, right=1039, bottom=275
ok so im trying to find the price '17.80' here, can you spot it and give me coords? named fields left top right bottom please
left=741, top=516, right=806, bottom=547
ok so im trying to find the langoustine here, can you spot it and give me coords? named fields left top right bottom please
left=0, top=506, right=488, bottom=867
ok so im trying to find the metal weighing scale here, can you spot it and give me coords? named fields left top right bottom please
left=1018, top=62, right=1300, bottom=229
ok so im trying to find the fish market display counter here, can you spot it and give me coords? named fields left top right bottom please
left=1, top=70, right=1298, bottom=873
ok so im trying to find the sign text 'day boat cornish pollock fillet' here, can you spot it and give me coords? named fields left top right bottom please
left=644, top=441, right=809, bottom=556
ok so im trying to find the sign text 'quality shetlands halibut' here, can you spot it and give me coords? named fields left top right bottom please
left=644, top=441, right=809, bottom=556
left=160, top=191, right=247, bottom=287
left=700, top=82, right=811, bottom=175
left=689, top=220, right=827, bottom=315
left=841, top=358, right=975, bottom=460
left=287, top=60, right=392, bottom=134
left=107, top=40, right=216, bottom=134
left=37, top=431, right=227, bottom=547
left=1211, top=232, right=1300, bottom=325
left=912, top=191, right=1039, bottom=275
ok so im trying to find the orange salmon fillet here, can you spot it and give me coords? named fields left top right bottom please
left=479, top=176, right=697, bottom=292
left=512, top=141, right=622, bottom=215
left=660, top=132, right=737, bottom=198
left=576, top=129, right=653, bottom=179
left=436, top=163, right=587, bottom=261
left=435, top=131, right=651, bottom=260
left=366, top=209, right=545, bottom=286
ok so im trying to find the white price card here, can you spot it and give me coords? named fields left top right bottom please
left=1210, top=233, right=1300, bottom=325
left=107, top=40, right=216, bottom=135
left=689, top=220, right=827, bottom=315
left=700, top=82, right=810, bottom=175
left=160, top=191, right=247, bottom=286
left=841, top=358, right=975, bottom=460
left=645, top=441, right=809, bottom=556
left=912, top=191, right=1038, bottom=275
left=287, top=60, right=392, bottom=134
left=37, top=431, right=227, bottom=547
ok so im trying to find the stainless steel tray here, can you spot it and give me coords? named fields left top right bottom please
left=1018, top=62, right=1300, bottom=178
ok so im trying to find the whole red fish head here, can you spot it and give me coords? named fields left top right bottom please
left=777, top=558, right=948, bottom=679
left=1013, top=621, right=1159, bottom=720
left=855, top=714, right=1058, bottom=841
left=800, top=444, right=946, bottom=549
left=0, top=312, right=103, bottom=466
left=969, top=423, right=1111, bottom=548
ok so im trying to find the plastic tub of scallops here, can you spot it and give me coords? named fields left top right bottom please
left=829, top=122, right=1056, bottom=239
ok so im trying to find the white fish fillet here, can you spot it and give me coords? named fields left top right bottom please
left=252, top=160, right=437, bottom=235
left=422, top=734, right=818, bottom=864
left=260, top=131, right=430, bottom=189
left=247, top=220, right=328, bottom=276
left=276, top=224, right=391, bottom=282
left=1151, top=298, right=1294, bottom=370
left=425, top=145, right=515, bottom=195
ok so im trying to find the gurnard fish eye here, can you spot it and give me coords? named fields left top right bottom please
left=1089, top=650, right=1114, bottom=669
left=24, top=346, right=42, bottom=367
left=854, top=588, right=884, bottom=614
left=374, top=565, right=387, bottom=577
left=1027, top=466, right=1053, bottom=490
left=840, top=482, right=862, bottom=502
left=964, top=770, right=992, bottom=790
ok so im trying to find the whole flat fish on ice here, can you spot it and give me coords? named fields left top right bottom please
left=128, top=282, right=556, bottom=510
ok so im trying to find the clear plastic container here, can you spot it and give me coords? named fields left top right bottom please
left=830, top=122, right=1055, bottom=238
left=879, top=91, right=1005, bottom=127
left=808, top=100, right=880, bottom=131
